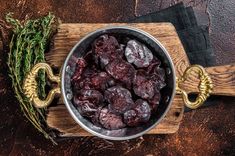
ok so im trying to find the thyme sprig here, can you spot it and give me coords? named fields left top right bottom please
left=6, top=13, right=57, bottom=144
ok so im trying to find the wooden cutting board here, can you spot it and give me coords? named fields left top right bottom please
left=45, top=23, right=235, bottom=137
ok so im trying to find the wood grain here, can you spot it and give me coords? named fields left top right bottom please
left=180, top=64, right=235, bottom=96
left=45, top=23, right=187, bottom=136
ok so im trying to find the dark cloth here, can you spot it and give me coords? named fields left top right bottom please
left=131, top=3, right=192, bottom=30
left=131, top=2, right=216, bottom=67
left=131, top=2, right=216, bottom=111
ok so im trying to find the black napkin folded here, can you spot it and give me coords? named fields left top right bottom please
left=131, top=3, right=193, bottom=30
left=131, top=2, right=216, bottom=111
left=131, top=2, right=216, bottom=67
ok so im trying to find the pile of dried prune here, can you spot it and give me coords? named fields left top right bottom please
left=72, top=34, right=166, bottom=130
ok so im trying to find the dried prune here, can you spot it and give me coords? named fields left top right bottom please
left=76, top=69, right=114, bottom=91
left=123, top=99, right=151, bottom=126
left=125, top=40, right=153, bottom=68
left=74, top=94, right=103, bottom=126
left=72, top=58, right=87, bottom=82
left=78, top=89, right=103, bottom=106
left=93, top=35, right=121, bottom=68
left=104, top=86, right=134, bottom=114
left=91, top=106, right=103, bottom=126
left=133, top=70, right=146, bottom=84
left=146, top=57, right=161, bottom=74
left=99, top=107, right=126, bottom=130
left=75, top=77, right=92, bottom=90
left=73, top=96, right=97, bottom=118
left=71, top=34, right=167, bottom=130
left=94, top=35, right=119, bottom=54
left=123, top=110, right=138, bottom=126
left=133, top=70, right=155, bottom=99
left=154, top=67, right=165, bottom=81
left=105, top=59, right=136, bottom=88
left=135, top=99, right=151, bottom=122
left=133, top=66, right=165, bottom=100
left=73, top=66, right=98, bottom=91
left=150, top=67, right=166, bottom=90
left=73, top=89, right=103, bottom=120
left=133, top=80, right=155, bottom=99
left=148, top=90, right=161, bottom=112
left=82, top=65, right=99, bottom=78
left=90, top=72, right=113, bottom=91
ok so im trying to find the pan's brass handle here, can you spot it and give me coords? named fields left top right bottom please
left=176, top=65, right=213, bottom=109
left=23, top=63, right=61, bottom=108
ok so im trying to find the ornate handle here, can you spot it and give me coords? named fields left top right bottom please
left=23, top=63, right=61, bottom=108
left=176, top=65, right=213, bottom=109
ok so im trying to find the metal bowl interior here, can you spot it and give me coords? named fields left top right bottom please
left=61, top=26, right=176, bottom=140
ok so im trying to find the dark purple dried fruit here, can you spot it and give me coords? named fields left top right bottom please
left=124, top=99, right=151, bottom=126
left=99, top=107, right=126, bottom=130
left=72, top=58, right=87, bottom=82
left=78, top=89, right=103, bottom=106
left=150, top=67, right=166, bottom=90
left=71, top=34, right=167, bottom=130
left=90, top=72, right=113, bottom=91
left=135, top=99, right=151, bottom=122
left=105, top=59, right=136, bottom=88
left=82, top=65, right=99, bottom=78
left=133, top=80, right=155, bottom=99
left=73, top=96, right=97, bottom=118
left=91, top=107, right=103, bottom=126
left=73, top=89, right=103, bottom=120
left=125, top=40, right=153, bottom=68
left=133, top=70, right=155, bottom=99
left=148, top=90, right=161, bottom=112
left=75, top=77, right=92, bottom=90
left=146, top=57, right=161, bottom=74
left=94, top=35, right=120, bottom=54
left=93, top=35, right=122, bottom=68
left=123, top=109, right=138, bottom=126
left=104, top=86, right=134, bottom=114
left=76, top=70, right=114, bottom=91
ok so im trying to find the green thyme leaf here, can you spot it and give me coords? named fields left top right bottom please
left=6, top=13, right=58, bottom=144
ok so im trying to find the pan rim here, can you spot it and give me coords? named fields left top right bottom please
left=61, top=25, right=176, bottom=140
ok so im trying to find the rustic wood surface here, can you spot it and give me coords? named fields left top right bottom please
left=181, top=64, right=235, bottom=96
left=0, top=0, right=234, bottom=155
left=46, top=23, right=187, bottom=136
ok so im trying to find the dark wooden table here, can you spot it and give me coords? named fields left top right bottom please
left=0, top=0, right=234, bottom=155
